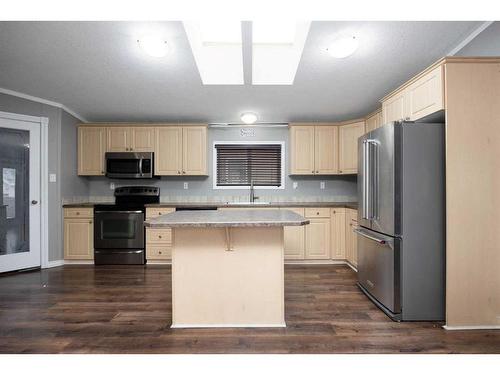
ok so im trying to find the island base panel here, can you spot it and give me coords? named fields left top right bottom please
left=171, top=227, right=285, bottom=328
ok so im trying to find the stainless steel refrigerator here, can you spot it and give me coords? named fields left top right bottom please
left=356, top=121, right=445, bottom=321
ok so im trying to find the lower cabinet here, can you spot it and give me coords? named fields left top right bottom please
left=64, top=208, right=94, bottom=260
left=145, top=207, right=175, bottom=262
left=345, top=208, right=358, bottom=267
left=283, top=207, right=331, bottom=260
left=283, top=208, right=306, bottom=260
left=330, top=208, right=346, bottom=259
left=305, top=218, right=331, bottom=259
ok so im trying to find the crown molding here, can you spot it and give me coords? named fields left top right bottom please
left=0, top=87, right=88, bottom=122
left=447, top=21, right=494, bottom=56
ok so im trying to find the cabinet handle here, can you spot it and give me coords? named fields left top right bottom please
left=158, top=251, right=162, bottom=254
left=312, top=171, right=315, bottom=174
left=89, top=220, right=92, bottom=224
left=177, top=171, right=181, bottom=174
left=316, top=170, right=319, bottom=173
left=182, top=171, right=186, bottom=174
left=339, top=170, right=342, bottom=173
left=158, top=235, right=162, bottom=239
left=158, top=212, right=162, bottom=215
left=76, top=212, right=80, bottom=215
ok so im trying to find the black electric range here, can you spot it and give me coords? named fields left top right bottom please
left=94, top=186, right=159, bottom=265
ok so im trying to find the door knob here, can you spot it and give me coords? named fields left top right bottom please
left=31, top=200, right=38, bottom=205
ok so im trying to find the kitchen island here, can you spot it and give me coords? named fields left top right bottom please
left=145, top=209, right=309, bottom=328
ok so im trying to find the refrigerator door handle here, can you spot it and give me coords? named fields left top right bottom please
left=354, top=228, right=387, bottom=245
left=362, top=140, right=370, bottom=220
left=367, top=140, right=379, bottom=220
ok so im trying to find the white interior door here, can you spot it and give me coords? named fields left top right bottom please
left=0, top=117, right=41, bottom=273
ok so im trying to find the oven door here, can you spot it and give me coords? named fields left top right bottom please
left=94, top=210, right=144, bottom=249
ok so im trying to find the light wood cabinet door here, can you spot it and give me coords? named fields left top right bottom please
left=365, top=110, right=382, bottom=133
left=107, top=127, right=132, bottom=152
left=314, top=126, right=338, bottom=174
left=78, top=127, right=107, bottom=175
left=382, top=90, right=408, bottom=124
left=182, top=126, right=207, bottom=175
left=331, top=208, right=346, bottom=260
left=290, top=126, right=315, bottom=175
left=305, top=218, right=331, bottom=260
left=283, top=208, right=305, bottom=260
left=338, top=121, right=365, bottom=174
left=64, top=218, right=93, bottom=260
left=406, top=65, right=444, bottom=121
left=155, top=127, right=183, bottom=175
left=345, top=209, right=358, bottom=267
left=131, top=127, right=156, bottom=152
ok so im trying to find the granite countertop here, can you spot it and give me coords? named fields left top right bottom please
left=63, top=201, right=358, bottom=209
left=144, top=209, right=310, bottom=228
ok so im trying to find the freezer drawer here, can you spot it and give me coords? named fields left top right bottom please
left=355, top=227, right=401, bottom=314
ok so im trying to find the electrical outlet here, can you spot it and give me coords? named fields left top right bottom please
left=110, top=182, right=115, bottom=190
left=320, top=181, right=325, bottom=189
left=183, top=182, right=189, bottom=190
left=49, top=173, right=57, bottom=183
left=293, top=182, right=298, bottom=189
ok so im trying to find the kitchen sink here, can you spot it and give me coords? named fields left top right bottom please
left=225, top=201, right=273, bottom=206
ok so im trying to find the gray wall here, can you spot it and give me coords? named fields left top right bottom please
left=456, top=22, right=500, bottom=56
left=60, top=110, right=89, bottom=198
left=88, top=126, right=358, bottom=200
left=0, top=93, right=87, bottom=261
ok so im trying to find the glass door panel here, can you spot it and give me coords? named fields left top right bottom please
left=0, top=117, right=41, bottom=273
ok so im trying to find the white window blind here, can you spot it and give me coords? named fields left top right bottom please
left=215, top=143, right=282, bottom=187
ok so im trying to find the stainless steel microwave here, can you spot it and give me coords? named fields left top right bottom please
left=105, top=152, right=154, bottom=179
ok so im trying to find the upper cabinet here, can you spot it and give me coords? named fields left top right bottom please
left=290, top=125, right=315, bottom=174
left=365, top=109, right=382, bottom=133
left=78, top=127, right=107, bottom=176
left=155, top=125, right=207, bottom=176
left=338, top=121, right=365, bottom=174
left=382, top=64, right=444, bottom=123
left=182, top=126, right=207, bottom=175
left=406, top=65, right=444, bottom=121
left=78, top=124, right=206, bottom=176
left=107, top=126, right=155, bottom=152
left=315, top=126, right=339, bottom=175
left=290, top=124, right=338, bottom=175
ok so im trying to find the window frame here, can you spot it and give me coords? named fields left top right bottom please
left=212, top=141, right=285, bottom=190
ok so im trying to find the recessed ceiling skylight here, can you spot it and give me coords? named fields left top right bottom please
left=252, top=21, right=311, bottom=85
left=183, top=21, right=244, bottom=85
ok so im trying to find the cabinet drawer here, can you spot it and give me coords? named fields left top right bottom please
left=146, top=207, right=175, bottom=219
left=146, top=228, right=172, bottom=244
left=305, top=207, right=331, bottom=218
left=64, top=207, right=93, bottom=218
left=146, top=245, right=171, bottom=260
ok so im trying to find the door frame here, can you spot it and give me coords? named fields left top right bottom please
left=0, top=110, right=49, bottom=269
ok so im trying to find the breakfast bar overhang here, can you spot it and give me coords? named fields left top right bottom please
left=145, top=209, right=309, bottom=328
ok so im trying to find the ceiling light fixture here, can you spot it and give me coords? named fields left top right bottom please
left=240, top=113, right=258, bottom=124
left=326, top=35, right=359, bottom=58
left=137, top=36, right=169, bottom=58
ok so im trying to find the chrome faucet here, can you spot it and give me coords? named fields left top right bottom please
left=250, top=179, right=259, bottom=203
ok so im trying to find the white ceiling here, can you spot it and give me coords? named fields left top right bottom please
left=0, top=21, right=483, bottom=123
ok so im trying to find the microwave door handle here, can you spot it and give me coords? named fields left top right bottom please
left=138, top=157, right=143, bottom=177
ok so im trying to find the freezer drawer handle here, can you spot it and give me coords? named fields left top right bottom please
left=354, top=228, right=386, bottom=244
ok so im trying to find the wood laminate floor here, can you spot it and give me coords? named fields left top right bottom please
left=0, top=264, right=498, bottom=354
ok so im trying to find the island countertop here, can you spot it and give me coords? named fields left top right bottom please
left=144, top=208, right=309, bottom=228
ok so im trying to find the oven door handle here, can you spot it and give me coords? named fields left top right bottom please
left=94, top=210, right=144, bottom=214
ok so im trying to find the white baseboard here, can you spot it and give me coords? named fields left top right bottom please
left=443, top=325, right=500, bottom=330
left=171, top=323, right=286, bottom=328
left=345, top=262, right=358, bottom=272
left=43, top=260, right=65, bottom=269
